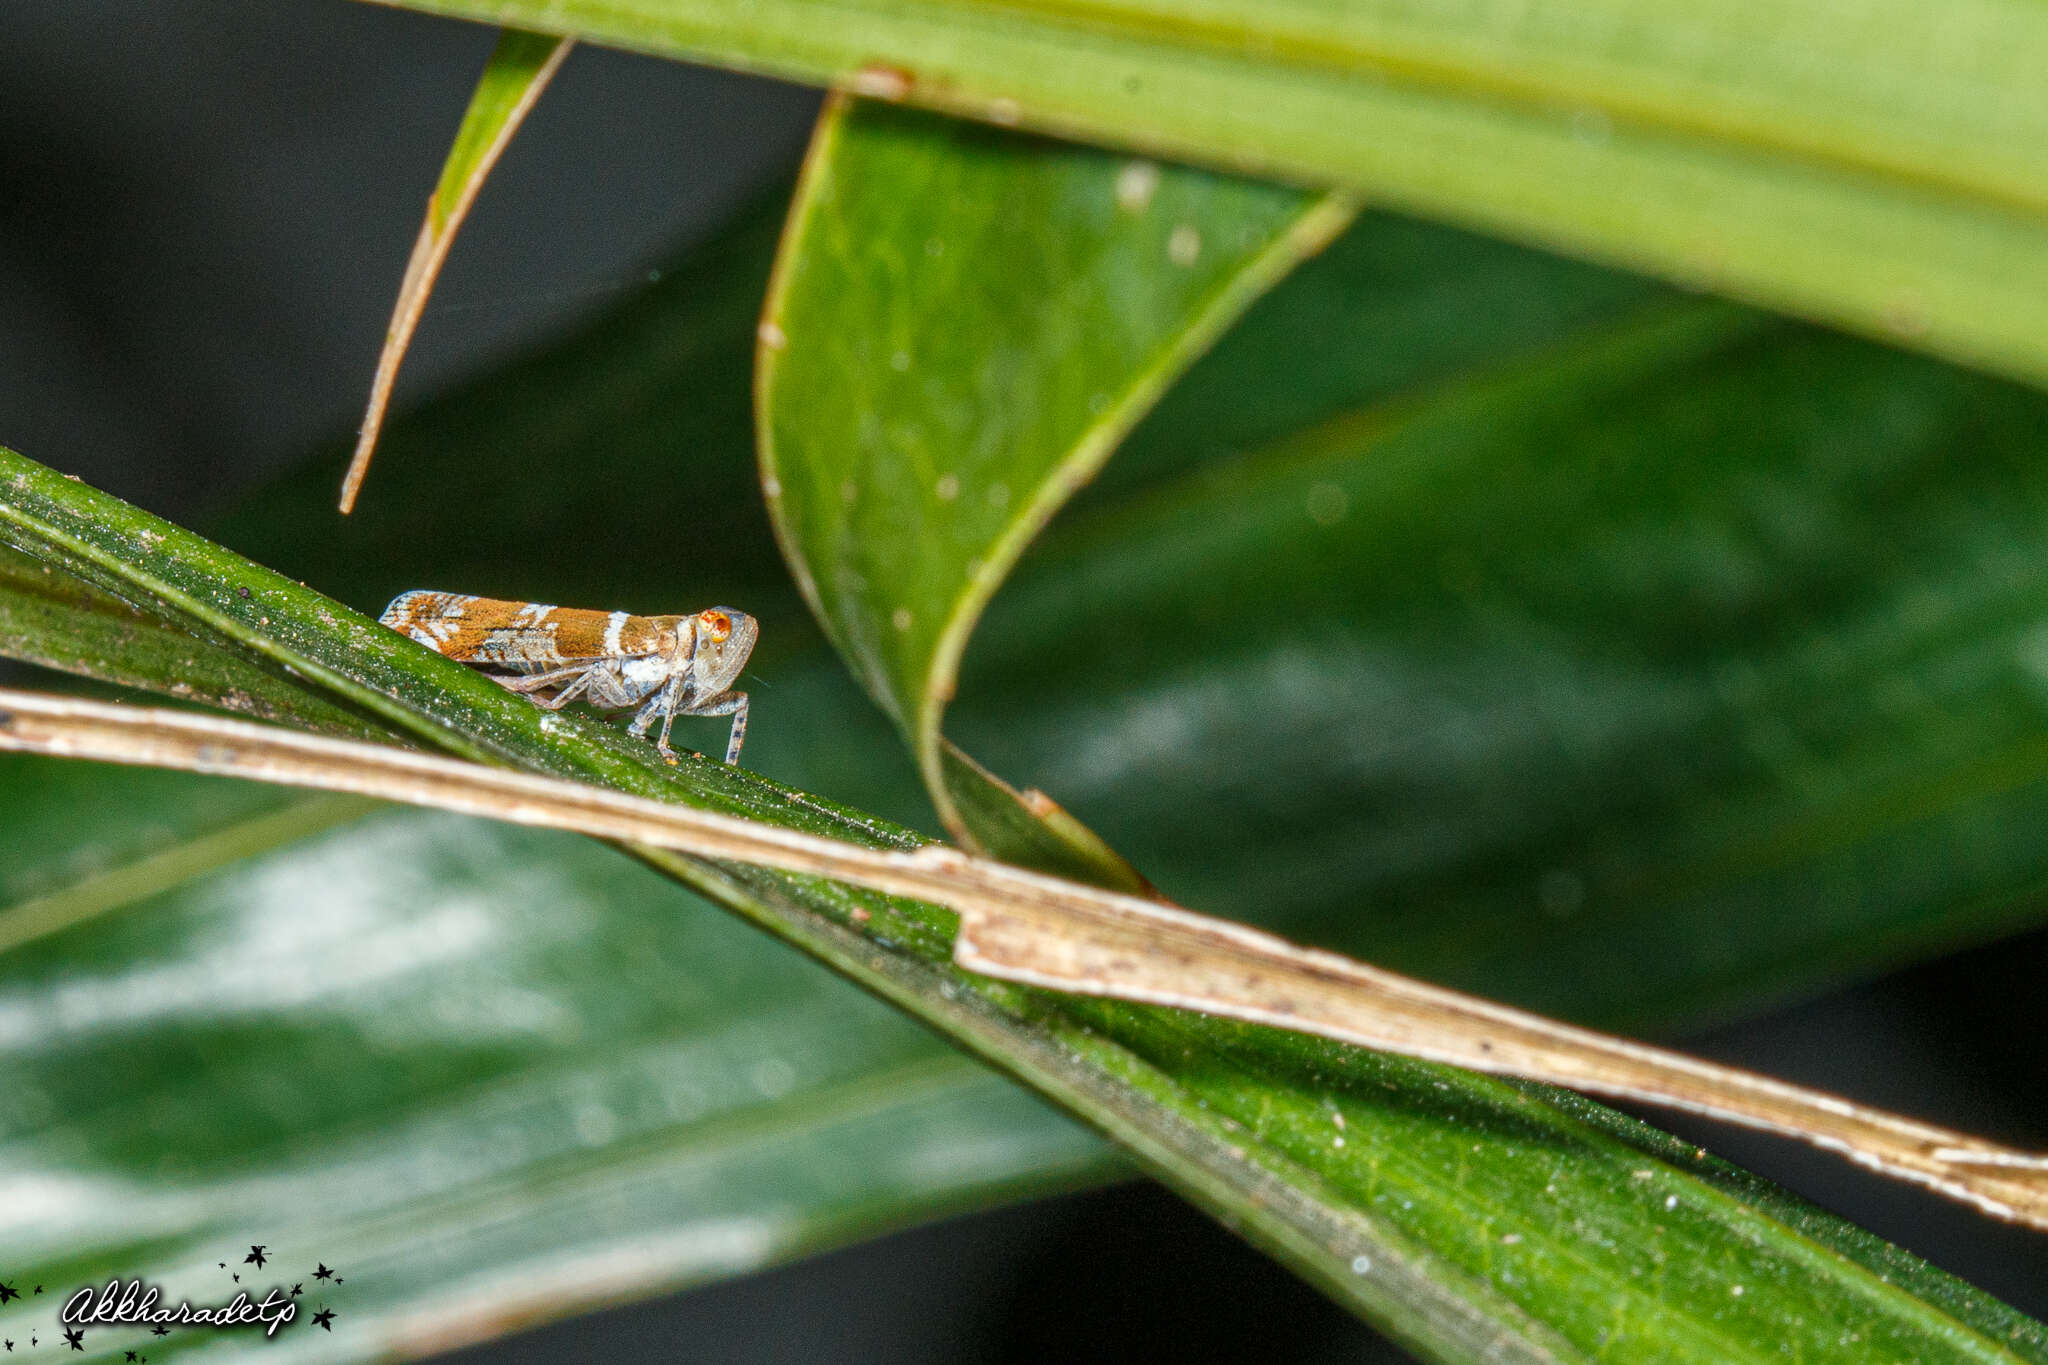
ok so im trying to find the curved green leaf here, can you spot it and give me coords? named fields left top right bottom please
left=372, top=0, right=2048, bottom=387
left=759, top=98, right=1353, bottom=867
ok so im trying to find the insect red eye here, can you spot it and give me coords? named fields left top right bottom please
left=703, top=611, right=732, bottom=641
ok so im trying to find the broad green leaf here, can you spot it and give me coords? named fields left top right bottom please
left=5, top=307, right=2046, bottom=1363
left=369, top=0, right=2048, bottom=387
left=342, top=28, right=576, bottom=511
left=759, top=99, right=1354, bottom=872
left=0, top=757, right=1108, bottom=1360
left=959, top=275, right=2048, bottom=1035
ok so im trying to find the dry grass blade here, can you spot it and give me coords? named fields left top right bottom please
left=3, top=683, right=2044, bottom=1232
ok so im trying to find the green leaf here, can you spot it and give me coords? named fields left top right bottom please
left=758, top=102, right=2048, bottom=1057
left=0, top=757, right=1109, bottom=1356
left=5, top=255, right=2045, bottom=1365
left=960, top=262, right=2048, bottom=1035
left=759, top=98, right=1353, bottom=875
left=0, top=543, right=391, bottom=742
left=368, top=0, right=2048, bottom=387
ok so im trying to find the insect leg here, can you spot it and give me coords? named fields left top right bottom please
left=495, top=663, right=595, bottom=695
left=629, top=674, right=688, bottom=759
left=525, top=666, right=601, bottom=711
left=685, top=690, right=749, bottom=765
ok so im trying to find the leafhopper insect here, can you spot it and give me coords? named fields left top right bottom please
left=380, top=591, right=758, bottom=763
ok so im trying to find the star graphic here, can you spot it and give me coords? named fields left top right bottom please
left=0, top=1283, right=15, bottom=1304
left=312, top=1264, right=332, bottom=1280
left=4, top=1339, right=11, bottom=1351
left=311, top=1310, right=335, bottom=1332
left=217, top=1264, right=225, bottom=1270
left=290, top=1284, right=302, bottom=1297
left=64, top=1328, right=84, bottom=1351
left=244, top=1245, right=267, bottom=1269
left=150, top=1327, right=168, bottom=1338
left=126, top=1353, right=139, bottom=1362
left=231, top=1275, right=239, bottom=1284
left=334, top=1277, right=344, bottom=1284
left=32, top=1287, right=43, bottom=1296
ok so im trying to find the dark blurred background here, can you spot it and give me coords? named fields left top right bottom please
left=3, top=2, right=2043, bottom=1358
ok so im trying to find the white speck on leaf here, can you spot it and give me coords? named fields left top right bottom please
left=1116, top=160, right=1161, bottom=213
left=1168, top=224, right=1201, bottom=266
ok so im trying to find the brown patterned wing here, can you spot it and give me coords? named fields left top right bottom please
left=379, top=592, right=679, bottom=666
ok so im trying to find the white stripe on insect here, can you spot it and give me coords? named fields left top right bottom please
left=603, top=610, right=628, bottom=656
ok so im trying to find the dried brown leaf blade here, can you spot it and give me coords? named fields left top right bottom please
left=5, top=685, right=2043, bottom=1235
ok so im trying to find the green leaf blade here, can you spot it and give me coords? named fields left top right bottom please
left=375, top=0, right=2048, bottom=386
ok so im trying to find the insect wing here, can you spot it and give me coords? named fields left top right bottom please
left=380, top=592, right=674, bottom=665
